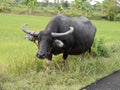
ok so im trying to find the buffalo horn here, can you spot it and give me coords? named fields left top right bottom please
left=51, top=27, right=74, bottom=37
left=21, top=24, right=39, bottom=36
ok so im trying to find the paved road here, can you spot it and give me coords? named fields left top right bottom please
left=80, top=70, right=120, bottom=90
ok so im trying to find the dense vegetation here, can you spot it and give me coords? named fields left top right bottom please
left=0, top=0, right=120, bottom=20
left=0, top=13, right=120, bottom=90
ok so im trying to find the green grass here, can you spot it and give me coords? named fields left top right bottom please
left=0, top=13, right=120, bottom=90
left=0, top=13, right=50, bottom=64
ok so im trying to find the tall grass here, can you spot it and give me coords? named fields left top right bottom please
left=0, top=13, right=120, bottom=89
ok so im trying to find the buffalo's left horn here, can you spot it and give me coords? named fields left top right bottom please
left=21, top=24, right=39, bottom=36
left=51, top=27, right=74, bottom=37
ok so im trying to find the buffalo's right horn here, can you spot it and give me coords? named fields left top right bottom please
left=51, top=26, right=74, bottom=37
left=21, top=24, right=39, bottom=36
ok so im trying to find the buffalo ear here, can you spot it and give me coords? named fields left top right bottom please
left=25, top=34, right=38, bottom=42
left=53, top=39, right=64, bottom=47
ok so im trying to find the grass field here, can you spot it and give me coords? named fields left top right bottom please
left=0, top=13, right=120, bottom=90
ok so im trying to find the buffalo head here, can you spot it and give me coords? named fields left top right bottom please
left=21, top=24, right=74, bottom=60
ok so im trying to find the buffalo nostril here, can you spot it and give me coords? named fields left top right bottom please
left=41, top=53, right=46, bottom=58
left=36, top=53, right=46, bottom=59
left=36, top=53, right=40, bottom=58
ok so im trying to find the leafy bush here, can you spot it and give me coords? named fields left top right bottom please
left=61, top=9, right=82, bottom=17
left=0, top=2, right=11, bottom=12
left=92, top=38, right=109, bottom=57
left=88, top=12, right=107, bottom=20
left=115, top=14, right=120, bottom=21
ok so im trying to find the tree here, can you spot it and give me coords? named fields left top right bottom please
left=102, top=0, right=119, bottom=21
left=93, top=1, right=103, bottom=12
left=62, top=1, right=70, bottom=9
left=44, top=0, right=49, bottom=3
left=71, top=0, right=93, bottom=16
left=53, top=0, right=63, bottom=14
left=21, top=0, right=37, bottom=14
left=28, top=0, right=37, bottom=14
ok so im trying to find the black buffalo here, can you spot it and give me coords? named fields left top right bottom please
left=21, top=14, right=96, bottom=67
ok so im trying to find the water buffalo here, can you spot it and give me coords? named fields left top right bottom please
left=21, top=14, right=96, bottom=68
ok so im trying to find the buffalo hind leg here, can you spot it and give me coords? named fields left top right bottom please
left=89, top=48, right=91, bottom=53
left=80, top=48, right=91, bottom=60
left=80, top=53, right=85, bottom=60
left=87, top=48, right=92, bottom=57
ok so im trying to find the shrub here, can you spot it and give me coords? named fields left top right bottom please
left=115, top=14, right=120, bottom=21
left=92, top=38, right=109, bottom=57
left=0, top=2, right=11, bottom=12
left=97, top=38, right=109, bottom=57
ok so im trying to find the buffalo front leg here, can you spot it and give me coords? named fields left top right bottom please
left=60, top=53, right=68, bottom=71
left=61, top=52, right=68, bottom=67
left=45, top=54, right=52, bottom=71
left=45, top=59, right=52, bottom=71
left=62, top=52, right=68, bottom=64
